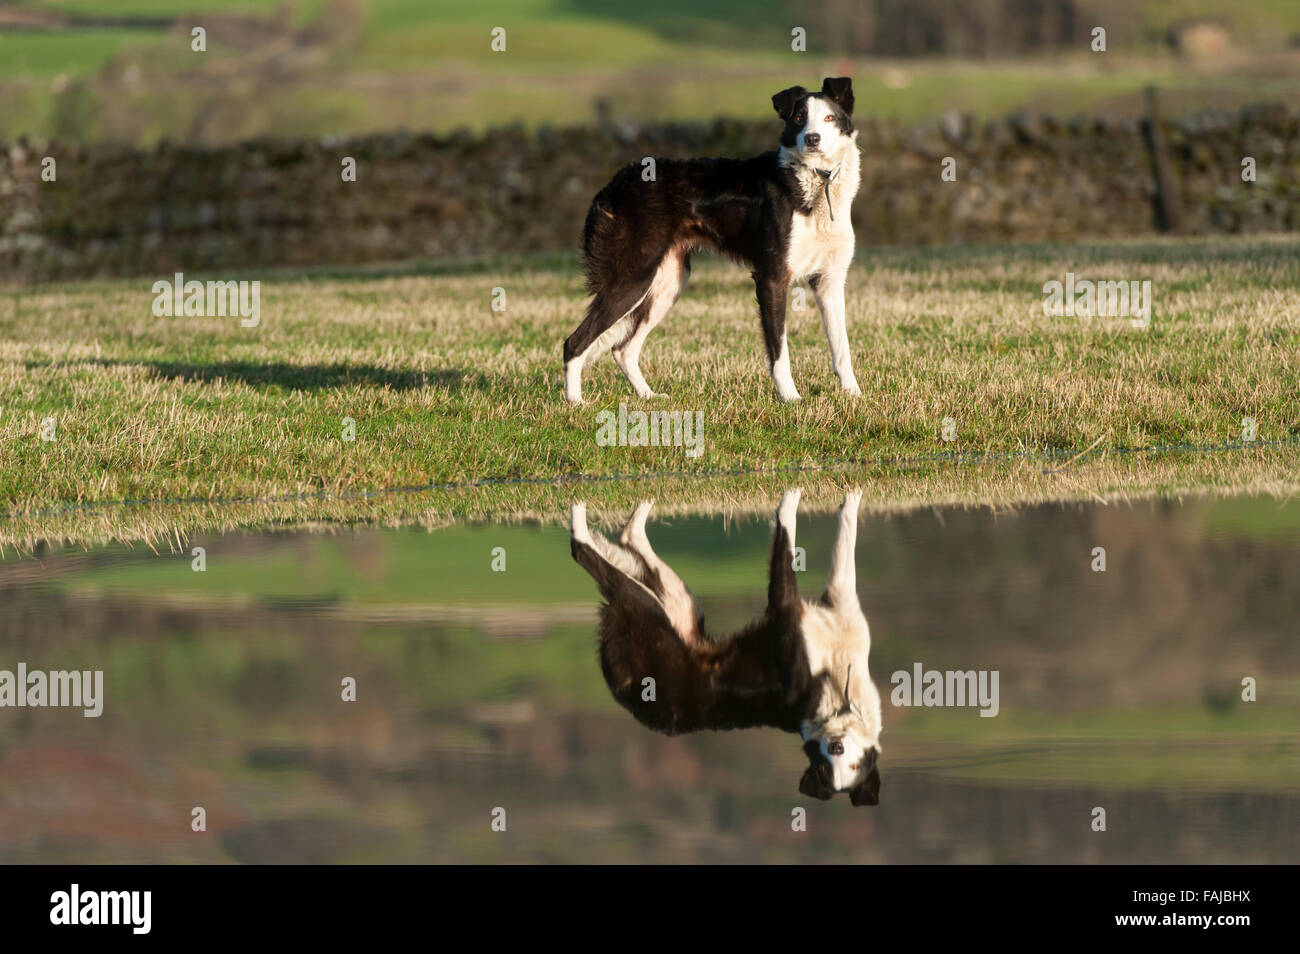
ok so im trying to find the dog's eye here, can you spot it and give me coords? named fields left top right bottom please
left=824, top=114, right=833, bottom=122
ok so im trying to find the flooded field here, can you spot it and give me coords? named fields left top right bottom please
left=1, top=492, right=1298, bottom=863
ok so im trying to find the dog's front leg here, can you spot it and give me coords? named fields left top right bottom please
left=775, top=487, right=801, bottom=551
left=756, top=273, right=800, bottom=402
left=825, top=489, right=862, bottom=608
left=810, top=272, right=860, bottom=395
left=768, top=488, right=803, bottom=615
left=620, top=500, right=703, bottom=645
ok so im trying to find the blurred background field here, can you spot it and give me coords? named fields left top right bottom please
left=4, top=0, right=1300, bottom=145
left=6, top=1, right=1300, bottom=280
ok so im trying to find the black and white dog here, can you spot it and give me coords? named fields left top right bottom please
left=563, top=77, right=862, bottom=404
left=569, top=489, right=882, bottom=804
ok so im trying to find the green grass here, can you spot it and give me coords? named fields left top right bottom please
left=0, top=29, right=161, bottom=77
left=1, top=235, right=1299, bottom=546
left=5, top=0, right=1300, bottom=143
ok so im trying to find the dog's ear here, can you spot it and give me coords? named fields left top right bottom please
left=771, top=85, right=808, bottom=122
left=849, top=765, right=880, bottom=806
left=820, top=77, right=854, bottom=116
left=799, top=765, right=834, bottom=801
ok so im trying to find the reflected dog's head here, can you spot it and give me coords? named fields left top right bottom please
left=772, top=77, right=856, bottom=162
left=798, top=671, right=882, bottom=805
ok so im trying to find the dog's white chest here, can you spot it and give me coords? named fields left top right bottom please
left=786, top=213, right=854, bottom=281
left=782, top=155, right=859, bottom=282
left=799, top=601, right=869, bottom=677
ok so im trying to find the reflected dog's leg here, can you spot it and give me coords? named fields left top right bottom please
left=570, top=501, right=663, bottom=609
left=775, top=487, right=801, bottom=552
left=825, top=489, right=862, bottom=608
left=571, top=502, right=647, bottom=582
left=618, top=500, right=701, bottom=645
left=769, top=488, right=803, bottom=619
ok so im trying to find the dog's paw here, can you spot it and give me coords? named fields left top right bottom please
left=842, top=385, right=862, bottom=397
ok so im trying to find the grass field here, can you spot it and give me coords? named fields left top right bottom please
left=2, top=234, right=1299, bottom=547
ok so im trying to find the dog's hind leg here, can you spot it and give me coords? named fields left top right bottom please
left=618, top=500, right=702, bottom=645
left=563, top=277, right=655, bottom=404
left=571, top=502, right=652, bottom=584
left=571, top=503, right=673, bottom=630
left=613, top=254, right=689, bottom=399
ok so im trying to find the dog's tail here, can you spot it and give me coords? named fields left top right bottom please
left=565, top=211, right=664, bottom=364
left=566, top=163, right=676, bottom=367
left=580, top=161, right=674, bottom=294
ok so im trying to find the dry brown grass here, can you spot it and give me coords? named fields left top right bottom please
left=1, top=235, right=1297, bottom=546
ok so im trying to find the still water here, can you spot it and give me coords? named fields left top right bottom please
left=1, top=493, right=1298, bottom=863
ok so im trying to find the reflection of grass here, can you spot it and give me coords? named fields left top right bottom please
left=1199, top=494, right=1300, bottom=539
left=57, top=612, right=619, bottom=719
left=360, top=622, right=615, bottom=709
left=31, top=489, right=1300, bottom=600
left=892, top=697, right=1300, bottom=741
left=59, top=523, right=602, bottom=604
left=892, top=733, right=1300, bottom=792
left=898, top=739, right=1300, bottom=791
left=27, top=504, right=848, bottom=603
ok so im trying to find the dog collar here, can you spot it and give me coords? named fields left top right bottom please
left=815, top=168, right=837, bottom=220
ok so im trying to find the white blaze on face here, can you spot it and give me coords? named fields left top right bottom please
left=797, top=95, right=847, bottom=154
left=825, top=735, right=869, bottom=790
left=816, top=712, right=875, bottom=790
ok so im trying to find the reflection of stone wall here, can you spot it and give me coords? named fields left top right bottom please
left=2, top=105, right=1298, bottom=281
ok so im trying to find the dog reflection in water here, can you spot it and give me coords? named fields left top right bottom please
left=570, top=489, right=881, bottom=804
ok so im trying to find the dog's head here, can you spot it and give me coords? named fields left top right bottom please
left=798, top=672, right=881, bottom=805
left=772, top=77, right=855, bottom=160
